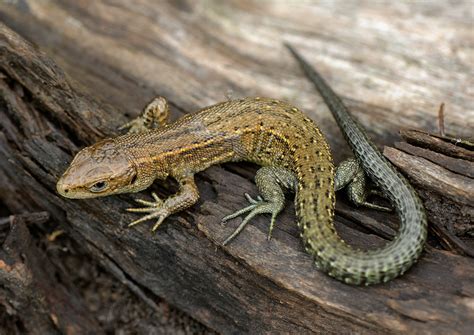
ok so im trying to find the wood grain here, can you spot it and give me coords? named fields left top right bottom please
left=0, top=1, right=473, bottom=334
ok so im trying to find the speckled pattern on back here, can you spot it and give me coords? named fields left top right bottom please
left=57, top=49, right=427, bottom=285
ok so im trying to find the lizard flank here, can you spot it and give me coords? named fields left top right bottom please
left=57, top=46, right=427, bottom=285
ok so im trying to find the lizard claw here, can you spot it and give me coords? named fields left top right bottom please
left=245, top=193, right=263, bottom=204
left=221, top=191, right=281, bottom=245
left=134, top=198, right=156, bottom=207
left=127, top=193, right=169, bottom=231
left=128, top=210, right=168, bottom=232
left=132, top=192, right=163, bottom=207
left=367, top=189, right=393, bottom=212
left=118, top=118, right=148, bottom=134
left=221, top=193, right=260, bottom=225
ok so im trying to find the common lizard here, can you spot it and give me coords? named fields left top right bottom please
left=56, top=45, right=427, bottom=285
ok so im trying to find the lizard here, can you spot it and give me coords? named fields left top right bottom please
left=56, top=44, right=427, bottom=285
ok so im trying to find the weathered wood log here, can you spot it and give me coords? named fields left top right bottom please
left=394, top=141, right=474, bottom=179
left=384, top=140, right=474, bottom=257
left=399, top=129, right=474, bottom=162
left=0, top=1, right=473, bottom=334
left=0, top=213, right=103, bottom=335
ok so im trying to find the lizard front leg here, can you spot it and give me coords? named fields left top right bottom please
left=127, top=174, right=199, bottom=232
left=119, top=96, right=170, bottom=133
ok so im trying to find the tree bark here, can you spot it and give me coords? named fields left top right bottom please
left=0, top=213, right=104, bottom=335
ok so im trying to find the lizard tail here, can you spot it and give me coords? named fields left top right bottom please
left=296, top=160, right=426, bottom=285
left=287, top=43, right=427, bottom=285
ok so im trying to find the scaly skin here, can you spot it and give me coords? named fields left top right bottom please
left=286, top=44, right=427, bottom=284
left=57, top=49, right=427, bottom=285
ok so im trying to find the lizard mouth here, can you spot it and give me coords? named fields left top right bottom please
left=56, top=176, right=89, bottom=199
left=56, top=177, right=74, bottom=198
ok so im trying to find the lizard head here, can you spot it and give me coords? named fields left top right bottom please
left=57, top=139, right=142, bottom=199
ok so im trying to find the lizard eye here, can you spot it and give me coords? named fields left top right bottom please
left=90, top=181, right=108, bottom=192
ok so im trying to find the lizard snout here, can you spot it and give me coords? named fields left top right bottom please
left=56, top=177, right=72, bottom=197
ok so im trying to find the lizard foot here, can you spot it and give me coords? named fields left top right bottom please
left=119, top=97, right=169, bottom=134
left=127, top=192, right=170, bottom=232
left=221, top=193, right=281, bottom=246
left=365, top=189, right=393, bottom=212
left=118, top=118, right=149, bottom=134
left=221, top=167, right=295, bottom=246
left=335, top=157, right=392, bottom=212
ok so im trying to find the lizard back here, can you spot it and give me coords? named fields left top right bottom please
left=116, top=96, right=424, bottom=285
left=114, top=98, right=334, bottom=181
left=64, top=94, right=424, bottom=286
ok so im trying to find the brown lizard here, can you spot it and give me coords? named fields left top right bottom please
left=57, top=46, right=427, bottom=285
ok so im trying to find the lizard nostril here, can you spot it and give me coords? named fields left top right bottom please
left=64, top=189, right=69, bottom=193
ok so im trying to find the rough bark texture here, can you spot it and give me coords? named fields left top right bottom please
left=0, top=1, right=473, bottom=334
left=0, top=213, right=104, bottom=335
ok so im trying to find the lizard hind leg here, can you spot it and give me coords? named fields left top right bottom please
left=119, top=96, right=170, bottom=133
left=335, top=158, right=391, bottom=212
left=221, top=167, right=297, bottom=245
